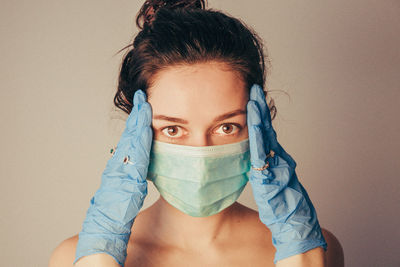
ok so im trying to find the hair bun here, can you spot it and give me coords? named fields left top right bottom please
left=136, top=0, right=207, bottom=29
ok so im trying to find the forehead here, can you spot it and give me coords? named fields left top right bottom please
left=147, top=62, right=248, bottom=119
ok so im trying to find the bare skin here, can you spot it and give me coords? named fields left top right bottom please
left=124, top=198, right=276, bottom=267
left=49, top=62, right=344, bottom=267
left=124, top=63, right=276, bottom=265
left=50, top=199, right=343, bottom=267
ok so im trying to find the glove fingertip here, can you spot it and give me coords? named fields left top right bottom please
left=126, top=90, right=146, bottom=130
left=249, top=84, right=266, bottom=101
left=142, top=102, right=153, bottom=126
left=139, top=102, right=153, bottom=128
left=133, top=89, right=146, bottom=106
left=247, top=100, right=262, bottom=126
left=248, top=124, right=268, bottom=167
left=249, top=84, right=270, bottom=119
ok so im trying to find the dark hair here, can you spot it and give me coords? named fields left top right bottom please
left=114, top=0, right=276, bottom=120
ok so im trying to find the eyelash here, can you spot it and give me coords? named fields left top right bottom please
left=160, top=123, right=242, bottom=140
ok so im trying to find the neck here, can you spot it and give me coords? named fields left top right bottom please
left=148, top=196, right=238, bottom=250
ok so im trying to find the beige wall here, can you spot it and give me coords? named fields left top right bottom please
left=1, top=1, right=399, bottom=266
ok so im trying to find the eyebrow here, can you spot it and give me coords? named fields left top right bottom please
left=153, top=109, right=246, bottom=124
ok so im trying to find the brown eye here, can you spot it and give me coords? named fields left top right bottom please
left=215, top=123, right=240, bottom=135
left=222, top=124, right=233, bottom=134
left=161, top=126, right=183, bottom=138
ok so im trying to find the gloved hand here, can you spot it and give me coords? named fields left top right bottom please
left=246, top=84, right=327, bottom=264
left=74, top=90, right=153, bottom=266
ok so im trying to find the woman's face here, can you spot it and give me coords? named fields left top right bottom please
left=147, top=61, right=249, bottom=146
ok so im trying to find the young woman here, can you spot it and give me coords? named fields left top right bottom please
left=49, top=1, right=344, bottom=266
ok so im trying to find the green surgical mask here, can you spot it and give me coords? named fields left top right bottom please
left=146, top=138, right=251, bottom=217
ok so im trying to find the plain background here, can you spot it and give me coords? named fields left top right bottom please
left=1, top=0, right=399, bottom=266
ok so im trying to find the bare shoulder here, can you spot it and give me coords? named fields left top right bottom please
left=321, top=227, right=344, bottom=267
left=236, top=203, right=344, bottom=267
left=48, top=234, right=79, bottom=267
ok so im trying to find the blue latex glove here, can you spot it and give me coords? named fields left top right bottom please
left=74, top=90, right=153, bottom=266
left=247, top=84, right=328, bottom=264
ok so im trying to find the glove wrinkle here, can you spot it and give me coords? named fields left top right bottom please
left=75, top=90, right=152, bottom=267
left=247, top=84, right=327, bottom=264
